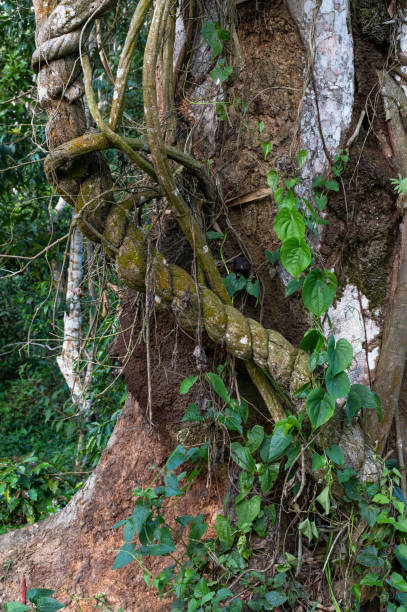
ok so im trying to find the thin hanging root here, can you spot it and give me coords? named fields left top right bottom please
left=142, top=0, right=231, bottom=304
left=141, top=0, right=288, bottom=416
left=33, top=0, right=305, bottom=420
left=108, top=0, right=152, bottom=130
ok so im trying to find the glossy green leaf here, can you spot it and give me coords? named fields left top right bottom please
left=236, top=495, right=261, bottom=529
left=179, top=375, right=198, bottom=395
left=205, top=231, right=224, bottom=240
left=326, top=444, right=344, bottom=467
left=274, top=208, right=305, bottom=241
left=113, top=543, right=136, bottom=569
left=325, top=368, right=350, bottom=399
left=260, top=430, right=293, bottom=463
left=35, top=597, right=65, bottom=612
left=4, top=605, right=31, bottom=612
left=215, top=515, right=234, bottom=547
left=387, top=572, right=407, bottom=592
left=207, top=372, right=230, bottom=402
left=327, top=337, right=353, bottom=375
left=258, top=464, right=279, bottom=494
left=222, top=272, right=247, bottom=298
left=247, top=425, right=264, bottom=452
left=27, top=590, right=54, bottom=604
left=360, top=573, right=383, bottom=587
left=245, top=279, right=259, bottom=299
left=299, top=329, right=325, bottom=352
left=231, top=442, right=256, bottom=473
left=302, top=269, right=337, bottom=316
left=306, top=387, right=335, bottom=429
left=280, top=238, right=311, bottom=279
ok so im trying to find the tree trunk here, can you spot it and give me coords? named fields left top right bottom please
left=1, top=0, right=406, bottom=608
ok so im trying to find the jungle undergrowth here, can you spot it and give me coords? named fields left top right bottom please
left=110, top=146, right=407, bottom=611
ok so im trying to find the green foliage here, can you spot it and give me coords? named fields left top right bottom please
left=111, top=143, right=407, bottom=611
left=0, top=455, right=79, bottom=533
left=4, top=588, right=64, bottom=611
left=222, top=272, right=259, bottom=301
left=390, top=173, right=407, bottom=196
left=202, top=22, right=230, bottom=59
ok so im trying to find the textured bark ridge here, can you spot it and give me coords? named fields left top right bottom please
left=0, top=395, right=221, bottom=610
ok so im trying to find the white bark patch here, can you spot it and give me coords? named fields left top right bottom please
left=396, top=10, right=407, bottom=95
left=174, top=0, right=186, bottom=70
left=287, top=0, right=354, bottom=180
left=189, top=78, right=223, bottom=157
left=324, top=284, right=381, bottom=385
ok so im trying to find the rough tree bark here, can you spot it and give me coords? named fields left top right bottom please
left=1, top=0, right=406, bottom=608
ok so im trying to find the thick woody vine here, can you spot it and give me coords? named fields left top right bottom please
left=31, top=0, right=399, bottom=475
left=2, top=0, right=403, bottom=609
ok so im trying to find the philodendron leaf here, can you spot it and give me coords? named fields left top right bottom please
left=113, top=543, right=136, bottom=569
left=299, top=329, right=325, bottom=352
left=230, top=442, right=256, bottom=473
left=35, top=598, right=65, bottom=612
left=274, top=208, right=305, bottom=241
left=280, top=237, right=311, bottom=279
left=215, top=514, right=234, bottom=547
left=179, top=375, right=198, bottom=395
left=327, top=336, right=353, bottom=375
left=325, top=368, right=350, bottom=399
left=210, top=61, right=233, bottom=84
left=236, top=495, right=261, bottom=529
left=260, top=429, right=293, bottom=463
left=207, top=372, right=230, bottom=402
left=302, top=269, right=337, bottom=316
left=306, top=387, right=335, bottom=429
left=247, top=424, right=264, bottom=452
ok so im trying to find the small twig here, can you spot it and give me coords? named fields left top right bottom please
left=345, top=109, right=366, bottom=149
left=322, top=525, right=347, bottom=573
